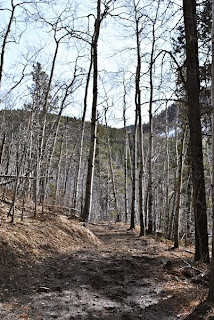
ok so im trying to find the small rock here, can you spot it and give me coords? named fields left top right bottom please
left=37, top=286, right=50, bottom=293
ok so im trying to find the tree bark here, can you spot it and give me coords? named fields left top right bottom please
left=147, top=4, right=159, bottom=234
left=130, top=108, right=138, bottom=230
left=163, top=106, right=170, bottom=237
left=123, top=84, right=129, bottom=223
left=104, top=109, right=120, bottom=222
left=174, top=123, right=187, bottom=248
left=135, top=16, right=145, bottom=236
left=183, top=0, right=209, bottom=263
left=0, top=132, right=6, bottom=167
left=0, top=1, right=15, bottom=87
left=208, top=0, right=214, bottom=302
left=81, top=0, right=101, bottom=221
left=73, top=53, right=93, bottom=212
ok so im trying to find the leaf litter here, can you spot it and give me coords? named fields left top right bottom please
left=0, top=205, right=212, bottom=319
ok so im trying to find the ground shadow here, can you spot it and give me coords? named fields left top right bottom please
left=183, top=301, right=214, bottom=320
left=0, top=225, right=205, bottom=320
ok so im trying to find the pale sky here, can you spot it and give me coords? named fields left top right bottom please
left=0, top=0, right=182, bottom=128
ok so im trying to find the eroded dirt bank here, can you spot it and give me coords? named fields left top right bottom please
left=0, top=221, right=210, bottom=319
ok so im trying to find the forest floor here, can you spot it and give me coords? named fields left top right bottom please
left=0, top=205, right=213, bottom=319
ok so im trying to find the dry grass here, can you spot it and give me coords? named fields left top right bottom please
left=0, top=195, right=101, bottom=267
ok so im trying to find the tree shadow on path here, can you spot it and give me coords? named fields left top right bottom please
left=0, top=224, right=206, bottom=319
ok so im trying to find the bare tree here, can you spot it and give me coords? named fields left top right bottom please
left=81, top=0, right=101, bottom=221
left=81, top=0, right=115, bottom=221
left=122, top=78, right=130, bottom=223
left=173, top=123, right=187, bottom=248
left=73, top=50, right=93, bottom=213
left=104, top=108, right=120, bottom=221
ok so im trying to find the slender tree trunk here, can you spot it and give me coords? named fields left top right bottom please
left=27, top=112, right=34, bottom=197
left=183, top=0, right=209, bottom=263
left=134, top=16, right=145, bottom=236
left=73, top=55, right=93, bottom=211
left=63, top=124, right=68, bottom=198
left=164, top=106, right=170, bottom=236
left=81, top=0, right=101, bottom=221
left=124, top=118, right=129, bottom=223
left=54, top=134, right=64, bottom=201
left=2, top=139, right=11, bottom=201
left=130, top=108, right=138, bottom=230
left=185, top=171, right=192, bottom=246
left=37, top=37, right=62, bottom=210
left=104, top=110, right=120, bottom=222
left=8, top=144, right=25, bottom=222
left=63, top=144, right=76, bottom=201
left=147, top=21, right=156, bottom=234
left=144, top=180, right=148, bottom=228
left=0, top=132, right=6, bottom=168
left=34, top=130, right=40, bottom=218
left=138, top=98, right=145, bottom=235
left=124, top=139, right=128, bottom=223
left=168, top=190, right=176, bottom=240
left=122, top=80, right=129, bottom=223
left=168, top=115, right=180, bottom=240
left=174, top=123, right=187, bottom=248
left=0, top=1, right=15, bottom=87
left=208, top=0, right=214, bottom=301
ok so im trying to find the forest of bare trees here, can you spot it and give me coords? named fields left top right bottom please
left=1, top=0, right=214, bottom=301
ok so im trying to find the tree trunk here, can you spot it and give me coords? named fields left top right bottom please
left=174, top=123, right=187, bottom=248
left=123, top=80, right=129, bottom=223
left=0, top=132, right=6, bottom=167
left=8, top=144, right=25, bottom=222
left=185, top=170, right=192, bottom=246
left=208, top=0, right=214, bottom=301
left=0, top=1, right=15, bottom=87
left=54, top=134, right=64, bottom=202
left=163, top=106, right=170, bottom=237
left=104, top=110, right=120, bottom=222
left=147, top=15, right=158, bottom=234
left=183, top=0, right=209, bottom=263
left=81, top=0, right=101, bottom=222
left=133, top=12, right=145, bottom=235
left=130, top=107, right=138, bottom=230
left=73, top=54, right=93, bottom=212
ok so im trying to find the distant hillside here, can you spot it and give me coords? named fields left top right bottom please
left=0, top=108, right=127, bottom=219
left=124, top=104, right=178, bottom=134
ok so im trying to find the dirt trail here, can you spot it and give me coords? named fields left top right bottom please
left=0, top=223, right=207, bottom=319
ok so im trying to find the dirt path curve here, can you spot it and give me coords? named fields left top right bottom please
left=0, top=223, right=205, bottom=320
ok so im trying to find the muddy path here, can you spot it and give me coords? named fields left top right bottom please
left=0, top=223, right=206, bottom=319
